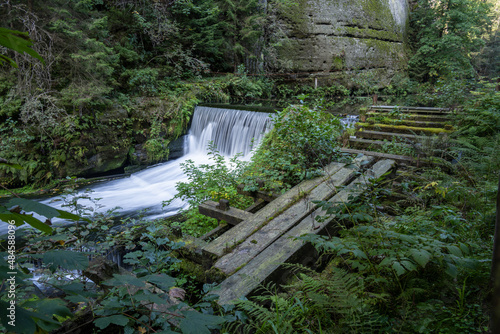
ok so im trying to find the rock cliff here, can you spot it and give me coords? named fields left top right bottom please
left=274, top=0, right=410, bottom=84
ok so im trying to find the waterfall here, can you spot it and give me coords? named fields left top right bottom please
left=29, top=107, right=274, bottom=227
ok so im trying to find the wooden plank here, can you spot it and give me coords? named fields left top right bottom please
left=366, top=112, right=450, bottom=122
left=368, top=105, right=451, bottom=114
left=349, top=138, right=402, bottom=149
left=355, top=123, right=451, bottom=135
left=355, top=130, right=427, bottom=141
left=214, top=159, right=397, bottom=305
left=199, top=200, right=254, bottom=226
left=202, top=162, right=347, bottom=258
left=213, top=156, right=374, bottom=275
left=370, top=105, right=450, bottom=111
left=363, top=118, right=447, bottom=128
left=341, top=148, right=432, bottom=167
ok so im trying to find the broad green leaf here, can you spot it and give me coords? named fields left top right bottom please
left=0, top=212, right=53, bottom=234
left=57, top=209, right=89, bottom=222
left=105, top=274, right=146, bottom=288
left=392, top=261, right=406, bottom=276
left=42, top=250, right=89, bottom=271
left=179, top=311, right=226, bottom=334
left=0, top=301, right=37, bottom=334
left=401, top=260, right=417, bottom=272
left=22, top=299, right=72, bottom=330
left=133, top=292, right=168, bottom=305
left=410, top=249, right=432, bottom=267
left=144, top=273, right=177, bottom=291
left=94, top=314, right=130, bottom=329
left=445, top=263, right=458, bottom=278
left=0, top=27, right=44, bottom=67
left=8, top=198, right=60, bottom=219
left=446, top=245, right=463, bottom=257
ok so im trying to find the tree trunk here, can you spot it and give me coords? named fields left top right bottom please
left=491, top=172, right=500, bottom=332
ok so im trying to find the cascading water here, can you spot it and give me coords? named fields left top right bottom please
left=27, top=107, right=273, bottom=230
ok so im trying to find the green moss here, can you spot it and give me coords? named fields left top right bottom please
left=332, top=55, right=344, bottom=70
left=356, top=122, right=453, bottom=135
left=343, top=26, right=400, bottom=42
left=359, top=0, right=394, bottom=30
left=177, top=260, right=206, bottom=281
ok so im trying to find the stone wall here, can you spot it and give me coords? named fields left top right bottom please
left=274, top=0, right=410, bottom=84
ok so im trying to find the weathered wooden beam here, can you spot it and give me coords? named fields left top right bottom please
left=341, top=148, right=430, bottom=167
left=213, top=155, right=375, bottom=276
left=354, top=130, right=427, bottom=141
left=214, top=159, right=397, bottom=305
left=365, top=112, right=451, bottom=123
left=202, top=162, right=347, bottom=259
left=368, top=105, right=451, bottom=114
left=199, top=200, right=254, bottom=226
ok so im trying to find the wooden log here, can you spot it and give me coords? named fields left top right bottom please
left=245, top=198, right=267, bottom=213
left=368, top=105, right=451, bottom=114
left=340, top=148, right=433, bottom=167
left=348, top=138, right=409, bottom=150
left=199, top=200, right=254, bottom=226
left=355, top=123, right=452, bottom=135
left=202, top=162, right=347, bottom=259
left=366, top=112, right=450, bottom=123
left=213, top=156, right=375, bottom=276
left=214, top=159, right=397, bottom=305
left=354, top=130, right=427, bottom=141
left=363, top=118, right=448, bottom=128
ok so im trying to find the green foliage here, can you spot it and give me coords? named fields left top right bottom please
left=409, top=0, right=492, bottom=82
left=0, top=27, right=44, bottom=67
left=165, top=142, right=252, bottom=236
left=242, top=102, right=347, bottom=192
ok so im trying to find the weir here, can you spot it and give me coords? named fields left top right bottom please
left=31, top=107, right=274, bottom=228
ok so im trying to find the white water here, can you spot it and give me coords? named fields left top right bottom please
left=27, top=107, right=273, bottom=229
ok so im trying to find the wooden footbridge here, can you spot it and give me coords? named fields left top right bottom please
left=341, top=105, right=453, bottom=166
left=195, top=156, right=396, bottom=305
left=184, top=105, right=452, bottom=305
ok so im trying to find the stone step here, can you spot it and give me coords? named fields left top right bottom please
left=201, top=162, right=348, bottom=259
left=355, top=123, right=452, bottom=135
left=213, top=156, right=375, bottom=276
left=214, top=159, right=397, bottom=305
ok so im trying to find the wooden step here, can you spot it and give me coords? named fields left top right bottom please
left=365, top=112, right=451, bottom=123
left=368, top=105, right=451, bottom=115
left=355, top=123, right=452, bottom=135
left=363, top=118, right=447, bottom=128
left=355, top=130, right=427, bottom=141
left=199, top=200, right=254, bottom=226
left=348, top=138, right=413, bottom=150
left=340, top=148, right=430, bottom=167
left=202, top=162, right=347, bottom=259
left=213, top=156, right=375, bottom=276
left=214, top=159, right=397, bottom=305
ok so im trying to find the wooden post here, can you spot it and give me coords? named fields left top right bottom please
left=491, top=172, right=500, bottom=332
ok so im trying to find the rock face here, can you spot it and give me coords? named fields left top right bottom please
left=275, top=0, right=409, bottom=83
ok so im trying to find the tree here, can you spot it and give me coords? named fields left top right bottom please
left=409, top=0, right=491, bottom=82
